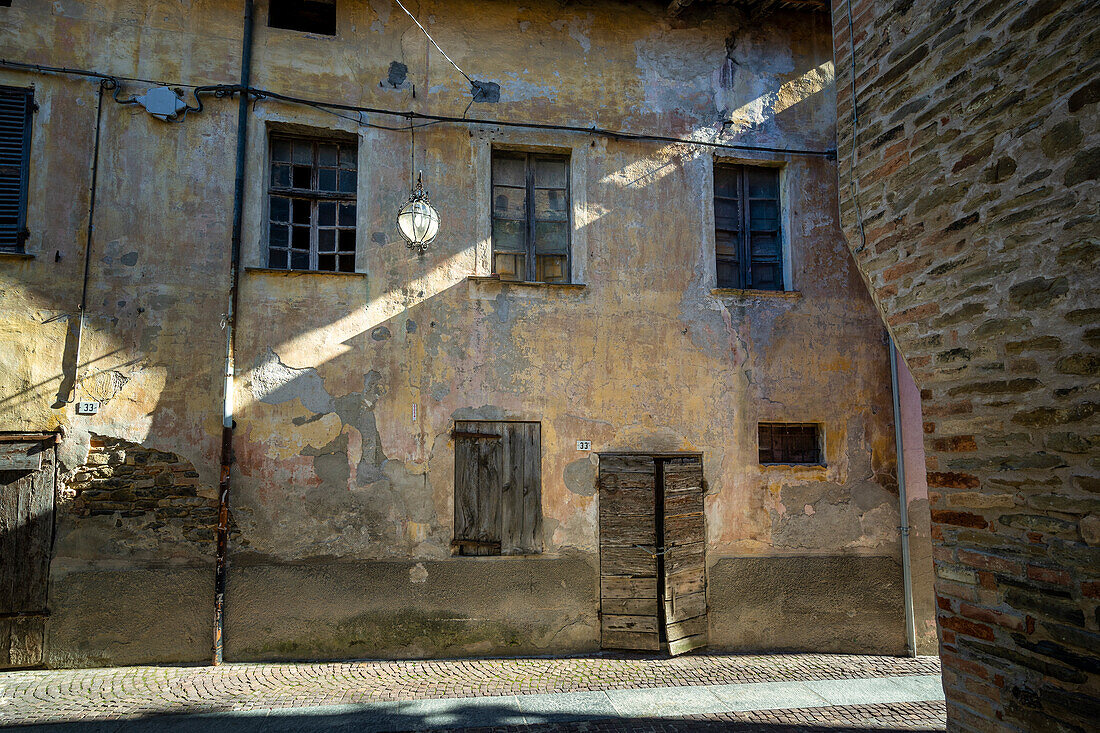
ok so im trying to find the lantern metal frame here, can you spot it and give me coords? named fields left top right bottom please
left=396, top=172, right=439, bottom=254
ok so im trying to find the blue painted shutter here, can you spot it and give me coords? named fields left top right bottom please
left=0, top=86, right=32, bottom=252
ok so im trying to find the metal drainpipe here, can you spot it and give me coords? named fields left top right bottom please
left=213, top=0, right=254, bottom=667
left=889, top=337, right=917, bottom=658
left=70, top=78, right=112, bottom=403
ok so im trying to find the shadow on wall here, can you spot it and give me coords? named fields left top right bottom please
left=4, top=705, right=940, bottom=733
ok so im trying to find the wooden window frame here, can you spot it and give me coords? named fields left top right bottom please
left=714, top=163, right=784, bottom=291
left=758, top=423, right=823, bottom=466
left=491, top=150, right=572, bottom=284
left=267, top=133, right=356, bottom=273
left=0, top=85, right=33, bottom=253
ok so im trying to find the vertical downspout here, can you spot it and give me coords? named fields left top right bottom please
left=213, top=0, right=254, bottom=667
left=889, top=338, right=917, bottom=657
left=70, top=79, right=112, bottom=403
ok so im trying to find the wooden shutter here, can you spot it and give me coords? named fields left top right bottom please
left=661, top=456, right=708, bottom=656
left=500, top=421, right=542, bottom=554
left=1, top=438, right=55, bottom=668
left=714, top=164, right=782, bottom=291
left=714, top=164, right=742, bottom=289
left=0, top=86, right=33, bottom=252
left=745, top=167, right=782, bottom=290
left=598, top=454, right=660, bottom=651
left=453, top=421, right=541, bottom=556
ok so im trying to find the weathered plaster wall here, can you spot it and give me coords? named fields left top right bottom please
left=1, top=0, right=927, bottom=665
left=0, top=0, right=241, bottom=666
left=832, top=0, right=1099, bottom=729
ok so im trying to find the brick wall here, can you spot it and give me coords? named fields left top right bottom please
left=67, top=436, right=218, bottom=552
left=831, top=0, right=1098, bottom=730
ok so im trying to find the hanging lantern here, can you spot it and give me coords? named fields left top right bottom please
left=396, top=172, right=439, bottom=253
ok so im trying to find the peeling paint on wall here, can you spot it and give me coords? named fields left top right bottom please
left=0, top=0, right=928, bottom=666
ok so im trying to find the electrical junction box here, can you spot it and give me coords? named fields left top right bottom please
left=134, top=86, right=187, bottom=121
left=76, top=401, right=100, bottom=415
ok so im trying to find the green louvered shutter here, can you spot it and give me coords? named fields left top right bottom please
left=0, top=86, right=33, bottom=252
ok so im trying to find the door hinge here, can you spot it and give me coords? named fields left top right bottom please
left=451, top=431, right=501, bottom=440
left=0, top=610, right=50, bottom=619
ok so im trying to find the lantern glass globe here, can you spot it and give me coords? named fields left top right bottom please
left=398, top=198, right=439, bottom=245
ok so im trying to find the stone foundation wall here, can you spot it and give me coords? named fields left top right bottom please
left=44, top=437, right=219, bottom=667
left=223, top=557, right=599, bottom=661
left=831, top=0, right=1099, bottom=730
left=708, top=556, right=908, bottom=655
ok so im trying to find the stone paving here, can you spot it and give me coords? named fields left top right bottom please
left=0, top=653, right=944, bottom=730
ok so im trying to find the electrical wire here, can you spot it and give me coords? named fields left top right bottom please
left=0, top=59, right=196, bottom=89
left=393, top=0, right=474, bottom=85
left=0, top=58, right=837, bottom=158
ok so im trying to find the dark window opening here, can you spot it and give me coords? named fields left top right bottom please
left=715, top=163, right=783, bottom=290
left=0, top=86, right=33, bottom=253
left=267, top=133, right=357, bottom=272
left=759, top=423, right=822, bottom=465
left=491, top=151, right=571, bottom=283
left=453, top=421, right=542, bottom=556
left=268, top=0, right=337, bottom=35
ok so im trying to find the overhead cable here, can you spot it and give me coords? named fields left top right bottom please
left=393, top=0, right=474, bottom=85
left=0, top=58, right=837, bottom=158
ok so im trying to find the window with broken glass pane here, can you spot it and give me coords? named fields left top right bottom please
left=491, top=151, right=570, bottom=283
left=714, top=164, right=783, bottom=290
left=267, top=134, right=356, bottom=272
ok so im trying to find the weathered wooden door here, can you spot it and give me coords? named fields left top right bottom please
left=598, top=453, right=707, bottom=655
left=661, top=456, right=708, bottom=655
left=598, top=454, right=660, bottom=650
left=0, top=436, right=56, bottom=669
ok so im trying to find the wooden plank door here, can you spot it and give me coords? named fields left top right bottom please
left=0, top=438, right=56, bottom=669
left=598, top=454, right=660, bottom=651
left=660, top=456, right=708, bottom=655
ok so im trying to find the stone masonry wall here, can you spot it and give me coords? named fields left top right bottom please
left=831, top=0, right=1099, bottom=731
left=65, top=436, right=218, bottom=557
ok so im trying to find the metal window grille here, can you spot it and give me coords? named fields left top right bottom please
left=714, top=164, right=783, bottom=290
left=758, top=423, right=822, bottom=465
left=0, top=86, right=33, bottom=253
left=267, top=134, right=356, bottom=272
left=491, top=151, right=571, bottom=283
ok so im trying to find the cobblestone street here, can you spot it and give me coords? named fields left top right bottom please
left=0, top=653, right=944, bottom=731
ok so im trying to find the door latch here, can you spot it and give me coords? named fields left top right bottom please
left=634, top=544, right=667, bottom=558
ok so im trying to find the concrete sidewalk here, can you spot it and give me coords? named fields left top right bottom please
left=0, top=653, right=945, bottom=731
